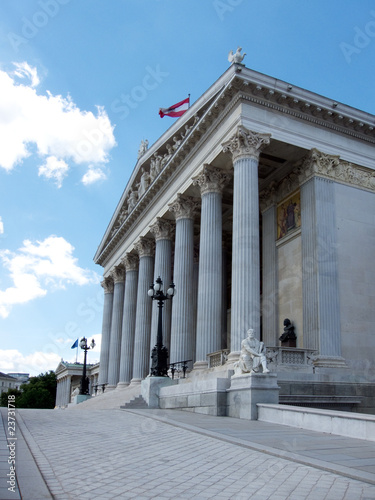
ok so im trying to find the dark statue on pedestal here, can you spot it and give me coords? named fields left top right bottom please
left=279, top=318, right=297, bottom=347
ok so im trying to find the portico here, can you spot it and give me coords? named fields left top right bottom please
left=93, top=52, right=375, bottom=414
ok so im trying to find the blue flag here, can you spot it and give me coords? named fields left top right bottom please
left=71, top=339, right=78, bottom=349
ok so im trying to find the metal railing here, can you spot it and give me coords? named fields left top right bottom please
left=169, top=360, right=193, bottom=379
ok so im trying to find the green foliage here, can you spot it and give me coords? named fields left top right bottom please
left=0, top=371, right=57, bottom=409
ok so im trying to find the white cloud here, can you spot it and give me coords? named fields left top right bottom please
left=0, top=235, right=100, bottom=318
left=0, top=333, right=102, bottom=377
left=0, top=217, right=3, bottom=234
left=0, top=349, right=61, bottom=377
left=81, top=166, right=107, bottom=185
left=12, top=61, right=40, bottom=88
left=38, top=155, right=69, bottom=188
left=0, top=62, right=116, bottom=184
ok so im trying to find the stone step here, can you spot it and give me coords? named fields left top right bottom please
left=120, top=395, right=148, bottom=409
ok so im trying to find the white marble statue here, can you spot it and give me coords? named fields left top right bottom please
left=72, top=387, right=80, bottom=398
left=137, top=168, right=151, bottom=198
left=150, top=154, right=162, bottom=181
left=127, top=188, right=138, bottom=212
left=228, top=47, right=246, bottom=65
left=137, top=139, right=149, bottom=159
left=234, top=328, right=270, bottom=375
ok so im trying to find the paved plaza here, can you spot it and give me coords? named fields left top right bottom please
left=1, top=407, right=375, bottom=500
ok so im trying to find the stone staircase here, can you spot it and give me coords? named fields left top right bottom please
left=120, top=395, right=148, bottom=409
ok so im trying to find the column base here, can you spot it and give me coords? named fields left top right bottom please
left=227, top=351, right=240, bottom=364
left=193, top=361, right=208, bottom=370
left=130, top=378, right=142, bottom=385
left=116, top=382, right=130, bottom=389
left=314, top=356, right=348, bottom=368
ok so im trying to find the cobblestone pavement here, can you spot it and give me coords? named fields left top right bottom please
left=13, top=408, right=375, bottom=500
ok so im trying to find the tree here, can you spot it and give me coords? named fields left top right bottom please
left=0, top=371, right=57, bottom=409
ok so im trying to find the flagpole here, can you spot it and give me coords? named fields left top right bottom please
left=188, top=94, right=190, bottom=107
left=76, top=344, right=78, bottom=363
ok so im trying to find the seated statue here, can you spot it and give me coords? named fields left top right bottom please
left=234, top=328, right=270, bottom=375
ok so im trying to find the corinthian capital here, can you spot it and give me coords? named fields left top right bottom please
left=134, top=237, right=155, bottom=257
left=101, top=276, right=114, bottom=294
left=192, top=164, right=231, bottom=196
left=110, top=265, right=125, bottom=283
left=149, top=218, right=175, bottom=241
left=222, top=125, right=271, bottom=162
left=122, top=253, right=138, bottom=272
left=299, top=148, right=340, bottom=183
left=168, top=194, right=199, bottom=221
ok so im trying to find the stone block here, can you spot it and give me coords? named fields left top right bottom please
left=227, top=373, right=279, bottom=420
left=141, top=376, right=176, bottom=408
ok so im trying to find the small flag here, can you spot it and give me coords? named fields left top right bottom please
left=159, top=97, right=189, bottom=118
left=71, top=339, right=78, bottom=349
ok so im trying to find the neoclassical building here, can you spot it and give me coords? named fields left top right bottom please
left=94, top=53, right=375, bottom=413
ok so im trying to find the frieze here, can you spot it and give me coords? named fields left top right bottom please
left=299, top=148, right=375, bottom=192
left=222, top=125, right=271, bottom=162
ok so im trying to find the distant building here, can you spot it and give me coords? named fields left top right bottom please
left=7, top=373, right=29, bottom=386
left=92, top=51, right=375, bottom=414
left=54, top=361, right=99, bottom=407
left=0, top=373, right=19, bottom=395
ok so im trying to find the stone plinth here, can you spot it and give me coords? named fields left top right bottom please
left=227, top=373, right=279, bottom=420
left=141, top=376, right=176, bottom=408
left=73, top=395, right=92, bottom=405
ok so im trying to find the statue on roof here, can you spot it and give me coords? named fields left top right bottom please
left=137, top=139, right=149, bottom=159
left=228, top=47, right=246, bottom=65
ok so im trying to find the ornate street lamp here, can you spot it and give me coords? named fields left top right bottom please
left=79, top=337, right=96, bottom=395
left=148, top=276, right=176, bottom=377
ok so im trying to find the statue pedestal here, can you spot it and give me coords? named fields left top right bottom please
left=141, top=376, right=176, bottom=408
left=73, top=395, right=91, bottom=405
left=227, top=373, right=279, bottom=420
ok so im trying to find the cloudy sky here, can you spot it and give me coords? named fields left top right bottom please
left=0, top=0, right=374, bottom=376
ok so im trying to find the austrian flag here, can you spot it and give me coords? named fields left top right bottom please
left=159, top=97, right=189, bottom=118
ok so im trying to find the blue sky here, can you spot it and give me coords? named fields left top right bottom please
left=0, top=0, right=374, bottom=376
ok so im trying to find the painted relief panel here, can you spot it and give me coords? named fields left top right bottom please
left=277, top=191, right=301, bottom=240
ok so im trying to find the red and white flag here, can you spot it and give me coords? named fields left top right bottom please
left=159, top=97, right=189, bottom=118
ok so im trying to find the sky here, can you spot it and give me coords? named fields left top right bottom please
left=0, top=0, right=375, bottom=377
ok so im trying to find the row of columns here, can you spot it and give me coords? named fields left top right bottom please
left=98, top=126, right=273, bottom=389
left=98, top=126, right=344, bottom=388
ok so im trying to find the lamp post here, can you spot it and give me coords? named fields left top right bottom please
left=79, top=337, right=96, bottom=395
left=148, top=276, right=176, bottom=377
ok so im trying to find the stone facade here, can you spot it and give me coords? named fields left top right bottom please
left=55, top=361, right=99, bottom=407
left=93, top=58, right=375, bottom=413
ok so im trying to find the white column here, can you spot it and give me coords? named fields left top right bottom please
left=149, top=218, right=174, bottom=353
left=193, top=165, right=229, bottom=368
left=55, top=378, right=62, bottom=406
left=169, top=195, right=199, bottom=364
left=261, top=192, right=278, bottom=346
left=221, top=240, right=229, bottom=350
left=118, top=254, right=139, bottom=387
left=98, top=277, right=114, bottom=386
left=131, top=238, right=154, bottom=382
left=300, top=150, right=344, bottom=367
left=106, top=265, right=125, bottom=390
left=222, top=126, right=271, bottom=359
